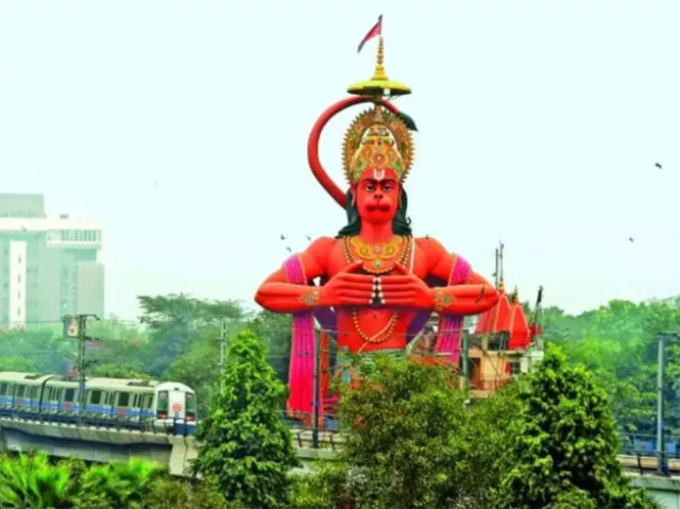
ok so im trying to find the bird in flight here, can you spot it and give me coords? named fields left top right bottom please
left=655, top=162, right=663, bottom=169
left=280, top=234, right=286, bottom=241
left=305, top=235, right=312, bottom=241
left=629, top=237, right=634, bottom=243
left=286, top=246, right=292, bottom=253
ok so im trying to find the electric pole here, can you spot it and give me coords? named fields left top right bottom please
left=657, top=332, right=680, bottom=475
left=312, top=331, right=321, bottom=449
left=63, top=313, right=99, bottom=420
left=219, top=319, right=228, bottom=373
left=462, top=331, right=470, bottom=393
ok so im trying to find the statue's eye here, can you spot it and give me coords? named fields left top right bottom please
left=365, top=184, right=375, bottom=192
left=382, top=183, right=394, bottom=192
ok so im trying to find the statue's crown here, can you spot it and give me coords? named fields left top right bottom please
left=342, top=38, right=414, bottom=185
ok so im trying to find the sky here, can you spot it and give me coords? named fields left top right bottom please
left=1, top=1, right=679, bottom=321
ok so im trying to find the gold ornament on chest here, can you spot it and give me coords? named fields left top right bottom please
left=343, top=235, right=411, bottom=275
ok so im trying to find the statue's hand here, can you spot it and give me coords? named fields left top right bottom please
left=377, top=264, right=434, bottom=309
left=320, top=262, right=375, bottom=307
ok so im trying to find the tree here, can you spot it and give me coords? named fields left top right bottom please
left=324, top=355, right=476, bottom=509
left=464, top=382, right=524, bottom=507
left=137, top=294, right=246, bottom=376
left=247, top=310, right=292, bottom=385
left=496, top=345, right=659, bottom=509
left=193, top=329, right=297, bottom=509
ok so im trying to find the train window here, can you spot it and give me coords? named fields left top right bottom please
left=16, top=386, right=25, bottom=398
left=118, top=392, right=129, bottom=407
left=90, top=390, right=102, bottom=405
left=185, top=393, right=196, bottom=421
left=157, top=391, right=169, bottom=412
left=0, top=383, right=6, bottom=395
left=45, top=388, right=52, bottom=400
left=64, top=389, right=75, bottom=403
left=142, top=394, right=153, bottom=409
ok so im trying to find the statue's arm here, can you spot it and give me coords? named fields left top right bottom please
left=254, top=237, right=335, bottom=313
left=420, top=238, right=499, bottom=315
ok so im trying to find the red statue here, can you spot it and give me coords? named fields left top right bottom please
left=255, top=25, right=499, bottom=419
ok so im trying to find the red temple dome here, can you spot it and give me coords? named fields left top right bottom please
left=474, top=281, right=511, bottom=334
left=508, top=290, right=531, bottom=350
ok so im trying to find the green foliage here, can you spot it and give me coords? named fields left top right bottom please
left=193, top=329, right=297, bottom=509
left=0, top=327, right=68, bottom=374
left=464, top=382, right=523, bottom=506
left=137, top=293, right=246, bottom=377
left=129, top=475, right=237, bottom=509
left=74, top=459, right=164, bottom=508
left=544, top=298, right=680, bottom=434
left=321, top=356, right=478, bottom=508
left=288, top=464, right=350, bottom=509
left=0, top=452, right=75, bottom=508
left=496, top=346, right=658, bottom=509
left=91, top=362, right=153, bottom=380
left=0, top=356, right=38, bottom=372
left=0, top=453, right=236, bottom=508
left=247, top=311, right=292, bottom=384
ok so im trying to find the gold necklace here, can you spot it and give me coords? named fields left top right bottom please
left=343, top=235, right=412, bottom=274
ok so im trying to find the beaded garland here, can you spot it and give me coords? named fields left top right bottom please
left=342, top=234, right=414, bottom=344
left=352, top=307, right=400, bottom=344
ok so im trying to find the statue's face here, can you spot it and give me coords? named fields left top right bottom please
left=353, top=168, right=400, bottom=224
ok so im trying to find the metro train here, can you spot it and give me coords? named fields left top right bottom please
left=0, top=372, right=197, bottom=434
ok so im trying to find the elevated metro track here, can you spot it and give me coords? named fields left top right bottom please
left=0, top=416, right=679, bottom=479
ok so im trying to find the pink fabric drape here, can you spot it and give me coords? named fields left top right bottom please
left=435, top=256, right=472, bottom=365
left=283, top=255, right=316, bottom=419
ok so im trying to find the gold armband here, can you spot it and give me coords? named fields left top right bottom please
left=300, top=287, right=322, bottom=307
left=433, top=288, right=454, bottom=313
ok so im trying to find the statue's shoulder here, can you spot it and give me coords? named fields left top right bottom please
left=305, top=236, right=340, bottom=257
left=413, top=236, right=449, bottom=254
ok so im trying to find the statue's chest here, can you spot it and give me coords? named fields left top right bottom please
left=327, top=237, right=426, bottom=278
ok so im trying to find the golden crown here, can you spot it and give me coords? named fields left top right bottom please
left=342, top=108, right=414, bottom=184
left=342, top=37, right=414, bottom=185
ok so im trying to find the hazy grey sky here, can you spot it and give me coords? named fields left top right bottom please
left=2, top=1, right=679, bottom=320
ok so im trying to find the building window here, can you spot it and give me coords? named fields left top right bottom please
left=17, top=256, right=21, bottom=264
left=509, top=362, right=521, bottom=375
left=17, top=275, right=21, bottom=284
left=17, top=307, right=20, bottom=317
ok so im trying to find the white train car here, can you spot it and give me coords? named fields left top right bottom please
left=0, top=372, right=197, bottom=434
left=0, top=372, right=55, bottom=418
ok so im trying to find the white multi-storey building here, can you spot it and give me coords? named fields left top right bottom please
left=0, top=194, right=104, bottom=328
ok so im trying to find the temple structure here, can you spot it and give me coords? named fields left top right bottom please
left=464, top=245, right=545, bottom=397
